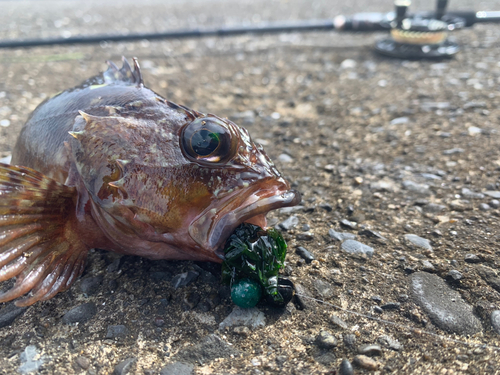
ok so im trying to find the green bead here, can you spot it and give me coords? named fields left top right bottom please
left=231, top=278, right=262, bottom=308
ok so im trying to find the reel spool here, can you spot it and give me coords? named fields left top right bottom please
left=375, top=0, right=465, bottom=59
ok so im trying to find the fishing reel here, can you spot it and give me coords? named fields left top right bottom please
left=374, top=0, right=465, bottom=59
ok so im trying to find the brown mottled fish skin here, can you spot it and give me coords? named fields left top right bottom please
left=0, top=57, right=300, bottom=306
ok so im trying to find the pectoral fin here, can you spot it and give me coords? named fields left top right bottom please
left=0, top=163, right=88, bottom=306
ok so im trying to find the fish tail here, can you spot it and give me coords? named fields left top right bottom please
left=0, top=163, right=89, bottom=306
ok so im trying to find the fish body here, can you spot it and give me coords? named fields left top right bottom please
left=0, top=58, right=300, bottom=306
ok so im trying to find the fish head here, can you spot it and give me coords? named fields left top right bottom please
left=69, top=102, right=300, bottom=262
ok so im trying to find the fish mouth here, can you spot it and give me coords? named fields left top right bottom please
left=188, top=185, right=301, bottom=259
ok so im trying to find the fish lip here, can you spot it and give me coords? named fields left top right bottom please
left=188, top=187, right=301, bottom=258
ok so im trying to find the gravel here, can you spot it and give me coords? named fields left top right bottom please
left=1, top=1, right=500, bottom=373
left=175, top=334, right=238, bottom=365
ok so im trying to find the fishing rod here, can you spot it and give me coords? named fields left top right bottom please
left=0, top=0, right=499, bottom=59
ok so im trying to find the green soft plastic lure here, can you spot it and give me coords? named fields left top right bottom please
left=221, top=223, right=290, bottom=308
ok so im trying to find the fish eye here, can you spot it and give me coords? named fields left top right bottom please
left=181, top=117, right=234, bottom=163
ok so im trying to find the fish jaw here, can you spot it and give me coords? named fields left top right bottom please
left=188, top=184, right=301, bottom=258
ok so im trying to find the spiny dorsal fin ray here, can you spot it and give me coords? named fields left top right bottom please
left=166, top=100, right=203, bottom=121
left=0, top=162, right=88, bottom=306
left=103, top=57, right=144, bottom=87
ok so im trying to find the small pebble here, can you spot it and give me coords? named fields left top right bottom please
left=447, top=270, right=463, bottom=282
left=319, top=203, right=333, bottom=212
left=343, top=334, right=357, bottom=348
left=431, top=229, right=443, bottom=237
left=295, top=246, right=315, bottom=263
left=315, top=330, right=337, bottom=349
left=340, top=219, right=357, bottom=229
left=75, top=356, right=90, bottom=370
left=219, top=307, right=266, bottom=330
left=371, top=295, right=382, bottom=304
left=328, top=229, right=356, bottom=242
left=341, top=240, right=374, bottom=258
left=378, top=335, right=403, bottom=351
left=491, top=310, right=500, bottom=335
left=461, top=188, right=485, bottom=199
left=443, top=148, right=464, bottom=155
left=490, top=199, right=500, bottom=208
left=113, top=357, right=136, bottom=375
left=402, top=180, right=430, bottom=195
left=312, top=279, right=334, bottom=299
left=484, top=191, right=500, bottom=199
left=278, top=215, right=299, bottom=231
left=106, top=258, right=122, bottom=273
left=358, top=344, right=382, bottom=356
left=353, top=355, right=380, bottom=370
left=0, top=303, right=27, bottom=328
left=296, top=232, right=314, bottom=241
left=339, top=358, right=354, bottom=375
left=62, top=303, right=97, bottom=324
left=479, top=203, right=490, bottom=211
left=358, top=229, right=386, bottom=241
left=171, top=271, right=199, bottom=289
left=79, top=275, right=104, bottom=295
left=18, top=346, right=45, bottom=374
left=420, top=173, right=442, bottom=181
left=106, top=325, right=128, bottom=339
left=330, top=315, right=348, bottom=330
left=159, top=362, right=194, bottom=375
left=390, top=116, right=409, bottom=125
left=301, top=224, right=310, bottom=231
left=464, top=254, right=481, bottom=263
left=404, top=234, right=432, bottom=250
left=278, top=154, right=293, bottom=163
left=373, top=306, right=383, bottom=314
left=421, top=260, right=435, bottom=272
left=340, top=59, right=357, bottom=69
left=423, top=203, right=446, bottom=213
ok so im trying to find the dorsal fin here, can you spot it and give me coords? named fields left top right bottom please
left=103, top=57, right=144, bottom=87
left=166, top=100, right=203, bottom=120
